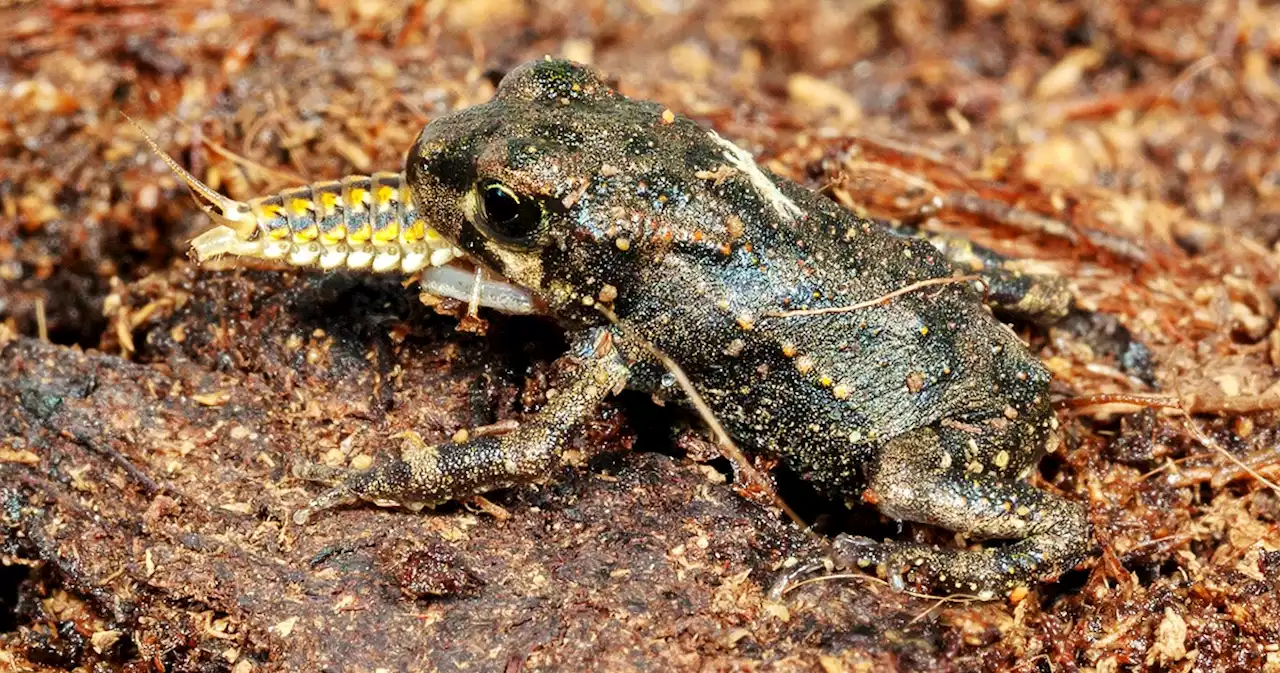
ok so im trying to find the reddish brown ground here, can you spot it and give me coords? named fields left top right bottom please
left=2, top=1, right=1279, bottom=671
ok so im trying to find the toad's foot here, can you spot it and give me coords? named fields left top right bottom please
left=292, top=328, right=630, bottom=524
left=292, top=433, right=439, bottom=524
left=827, top=424, right=1091, bottom=600
left=829, top=534, right=1077, bottom=600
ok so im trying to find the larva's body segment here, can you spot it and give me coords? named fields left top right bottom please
left=204, top=171, right=462, bottom=275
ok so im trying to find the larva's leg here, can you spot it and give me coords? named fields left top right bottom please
left=293, top=328, right=630, bottom=523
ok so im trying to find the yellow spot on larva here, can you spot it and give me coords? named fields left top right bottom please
left=320, top=224, right=347, bottom=245
left=376, top=185, right=396, bottom=206
left=348, top=221, right=372, bottom=243
left=289, top=198, right=314, bottom=217
left=373, top=220, right=400, bottom=244
left=292, top=223, right=319, bottom=243
left=404, top=219, right=426, bottom=243
left=319, top=191, right=340, bottom=212
left=347, top=188, right=369, bottom=209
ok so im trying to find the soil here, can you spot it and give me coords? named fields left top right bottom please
left=2, top=1, right=1279, bottom=671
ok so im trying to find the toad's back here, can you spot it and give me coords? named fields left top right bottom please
left=592, top=143, right=1052, bottom=487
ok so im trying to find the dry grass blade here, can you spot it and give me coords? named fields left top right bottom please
left=780, top=571, right=985, bottom=605
left=763, top=275, right=981, bottom=319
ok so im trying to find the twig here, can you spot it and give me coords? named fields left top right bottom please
left=62, top=429, right=163, bottom=496
left=1059, top=391, right=1280, bottom=415
left=34, top=297, right=47, bottom=342
left=1122, top=533, right=1195, bottom=554
left=762, top=275, right=981, bottom=319
left=1180, top=414, right=1280, bottom=494
left=841, top=160, right=944, bottom=198
left=1061, top=386, right=1279, bottom=492
left=1056, top=392, right=1184, bottom=411
left=199, top=133, right=308, bottom=187
left=781, top=571, right=984, bottom=604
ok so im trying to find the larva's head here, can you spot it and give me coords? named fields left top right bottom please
left=406, top=57, right=739, bottom=327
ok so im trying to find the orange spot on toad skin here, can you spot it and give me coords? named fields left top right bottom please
left=906, top=371, right=926, bottom=393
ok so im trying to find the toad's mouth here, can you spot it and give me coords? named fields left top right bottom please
left=190, top=223, right=544, bottom=316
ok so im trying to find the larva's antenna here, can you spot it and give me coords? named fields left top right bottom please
left=123, top=112, right=257, bottom=239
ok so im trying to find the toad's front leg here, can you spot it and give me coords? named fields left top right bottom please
left=293, top=328, right=630, bottom=524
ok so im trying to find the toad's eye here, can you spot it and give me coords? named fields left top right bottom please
left=476, top=179, right=543, bottom=245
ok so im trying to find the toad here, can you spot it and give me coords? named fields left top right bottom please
left=167, top=58, right=1096, bottom=599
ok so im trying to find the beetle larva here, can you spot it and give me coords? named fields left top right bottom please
left=128, top=116, right=538, bottom=315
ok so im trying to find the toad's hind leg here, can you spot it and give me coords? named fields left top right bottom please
left=836, top=424, right=1089, bottom=599
left=293, top=328, right=631, bottom=523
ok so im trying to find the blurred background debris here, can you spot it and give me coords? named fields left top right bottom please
left=2, top=1, right=1279, bottom=670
